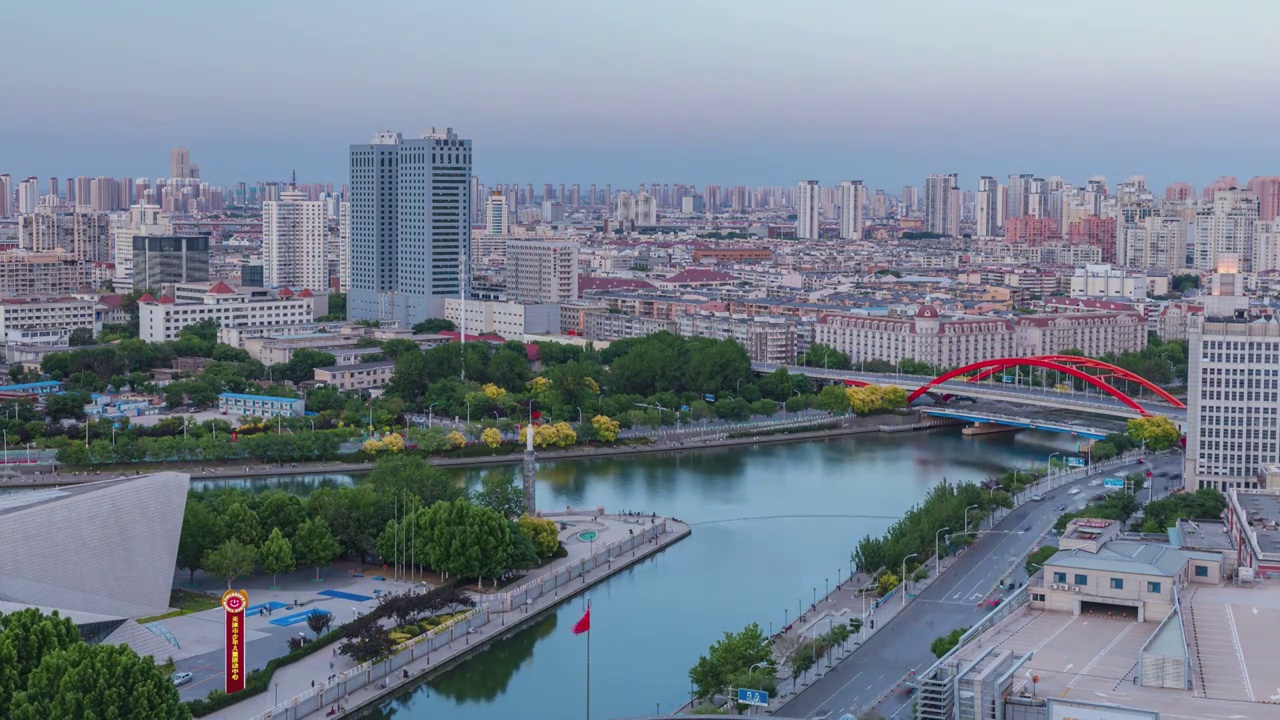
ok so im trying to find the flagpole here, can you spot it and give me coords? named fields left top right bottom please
left=586, top=596, right=591, bottom=720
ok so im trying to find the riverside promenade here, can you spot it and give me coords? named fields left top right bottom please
left=0, top=411, right=931, bottom=489
left=203, top=511, right=690, bottom=720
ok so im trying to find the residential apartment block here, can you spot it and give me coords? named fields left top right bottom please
left=443, top=298, right=559, bottom=338
left=504, top=240, right=578, bottom=303
left=0, top=250, right=91, bottom=298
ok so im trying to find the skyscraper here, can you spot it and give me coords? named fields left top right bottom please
left=975, top=176, right=999, bottom=237
left=263, top=189, right=327, bottom=291
left=636, top=192, right=658, bottom=226
left=484, top=191, right=510, bottom=235
left=0, top=175, right=10, bottom=218
left=347, top=128, right=471, bottom=323
left=924, top=173, right=959, bottom=237
left=1248, top=176, right=1280, bottom=222
left=796, top=180, right=820, bottom=239
left=837, top=181, right=865, bottom=240
left=133, top=235, right=211, bottom=288
left=1005, top=173, right=1033, bottom=220
left=170, top=147, right=191, bottom=180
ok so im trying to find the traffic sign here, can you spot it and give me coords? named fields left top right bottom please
left=704, top=394, right=716, bottom=402
left=1066, top=457, right=1085, bottom=467
left=737, top=688, right=769, bottom=707
left=1103, top=477, right=1125, bottom=488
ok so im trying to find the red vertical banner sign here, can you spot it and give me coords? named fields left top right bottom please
left=222, top=589, right=248, bottom=694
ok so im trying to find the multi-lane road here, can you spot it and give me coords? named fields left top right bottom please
left=777, top=454, right=1182, bottom=720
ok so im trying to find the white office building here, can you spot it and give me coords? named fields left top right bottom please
left=111, top=203, right=171, bottom=292
left=483, top=191, right=509, bottom=235
left=838, top=181, right=865, bottom=240
left=0, top=298, right=99, bottom=345
left=443, top=298, right=559, bottom=338
left=139, top=281, right=323, bottom=343
left=505, top=240, right=578, bottom=304
left=338, top=200, right=351, bottom=293
left=347, top=128, right=471, bottom=323
left=263, top=189, right=326, bottom=291
left=796, top=181, right=820, bottom=239
left=1185, top=313, right=1280, bottom=492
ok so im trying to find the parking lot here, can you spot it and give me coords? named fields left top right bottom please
left=1187, top=584, right=1280, bottom=704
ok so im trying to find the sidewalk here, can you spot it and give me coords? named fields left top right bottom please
left=206, top=515, right=690, bottom=720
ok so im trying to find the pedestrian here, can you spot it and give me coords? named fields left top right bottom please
left=311, top=680, right=315, bottom=689
left=330, top=661, right=335, bottom=670
left=333, top=647, right=337, bottom=656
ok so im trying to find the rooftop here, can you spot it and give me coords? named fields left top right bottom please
left=1172, top=519, right=1236, bottom=552
left=1046, top=541, right=1212, bottom=577
left=218, top=392, right=301, bottom=403
left=1232, top=490, right=1280, bottom=555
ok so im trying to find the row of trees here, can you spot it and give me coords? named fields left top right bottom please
left=55, top=426, right=351, bottom=466
left=852, top=481, right=1011, bottom=577
left=0, top=608, right=188, bottom=719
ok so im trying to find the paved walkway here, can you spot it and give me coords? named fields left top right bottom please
left=203, top=514, right=690, bottom=720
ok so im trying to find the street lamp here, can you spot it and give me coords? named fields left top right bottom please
left=2, top=428, right=6, bottom=465
left=935, top=527, right=950, bottom=574
left=901, top=553, right=918, bottom=606
left=964, top=504, right=979, bottom=533
left=576, top=406, right=583, bottom=424
left=427, top=402, right=439, bottom=428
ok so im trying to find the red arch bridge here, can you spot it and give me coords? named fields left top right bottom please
left=751, top=356, right=1187, bottom=422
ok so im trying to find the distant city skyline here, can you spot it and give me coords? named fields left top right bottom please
left=4, top=1, right=1279, bottom=189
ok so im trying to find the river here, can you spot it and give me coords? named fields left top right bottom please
left=210, top=429, right=1078, bottom=719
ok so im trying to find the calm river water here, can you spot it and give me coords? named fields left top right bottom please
left=212, top=429, right=1077, bottom=719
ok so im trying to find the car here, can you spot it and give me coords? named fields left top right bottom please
left=1057, top=504, right=1067, bottom=512
left=1091, top=494, right=1107, bottom=502
left=171, top=672, right=194, bottom=687
left=1136, top=458, right=1145, bottom=464
left=1031, top=493, right=1044, bottom=501
left=1023, top=525, right=1032, bottom=533
left=1067, top=487, right=1082, bottom=495
left=810, top=712, right=833, bottom=720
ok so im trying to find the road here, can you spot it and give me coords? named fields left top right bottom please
left=777, top=453, right=1183, bottom=720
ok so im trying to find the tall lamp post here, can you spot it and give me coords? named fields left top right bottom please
left=1048, top=452, right=1060, bottom=482
left=427, top=402, right=439, bottom=429
left=964, top=504, right=979, bottom=533
left=901, top=553, right=918, bottom=606
left=935, top=527, right=950, bottom=574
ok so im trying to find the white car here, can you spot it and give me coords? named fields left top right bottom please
left=172, top=671, right=194, bottom=686
left=1067, top=488, right=1082, bottom=495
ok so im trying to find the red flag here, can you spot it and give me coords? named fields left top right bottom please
left=572, top=607, right=590, bottom=634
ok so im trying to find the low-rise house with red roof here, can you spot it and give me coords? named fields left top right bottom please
left=139, top=282, right=326, bottom=344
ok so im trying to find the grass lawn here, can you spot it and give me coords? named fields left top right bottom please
left=137, top=588, right=222, bottom=624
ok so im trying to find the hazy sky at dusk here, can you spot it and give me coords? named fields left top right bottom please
left=4, top=0, right=1278, bottom=191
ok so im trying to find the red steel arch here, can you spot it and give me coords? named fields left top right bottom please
left=965, top=355, right=1185, bottom=409
left=907, top=358, right=1153, bottom=416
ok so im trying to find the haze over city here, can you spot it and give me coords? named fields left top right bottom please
left=5, top=0, right=1280, bottom=187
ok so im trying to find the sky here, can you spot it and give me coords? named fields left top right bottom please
left=3, top=0, right=1279, bottom=192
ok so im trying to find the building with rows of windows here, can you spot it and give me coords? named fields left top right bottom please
left=1185, top=313, right=1280, bottom=492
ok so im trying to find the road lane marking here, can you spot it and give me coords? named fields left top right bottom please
left=1223, top=603, right=1255, bottom=702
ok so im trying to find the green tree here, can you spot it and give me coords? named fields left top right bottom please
left=1126, top=416, right=1181, bottom=450
left=1025, top=545, right=1057, bottom=576
left=45, top=391, right=90, bottom=421
left=222, top=502, right=263, bottom=547
left=11, top=641, right=189, bottom=720
left=293, top=516, right=342, bottom=581
left=260, top=527, right=296, bottom=589
left=257, top=490, right=307, bottom=539
left=687, top=623, right=771, bottom=703
left=68, top=327, right=95, bottom=346
left=305, top=609, right=333, bottom=639
left=472, top=473, right=526, bottom=520
left=412, top=318, right=456, bottom=334
left=0, top=609, right=81, bottom=718
left=177, top=500, right=225, bottom=584
left=306, top=485, right=389, bottom=560
left=930, top=626, right=970, bottom=658
left=201, top=538, right=258, bottom=588
left=815, top=383, right=852, bottom=412
left=366, top=454, right=465, bottom=507
left=797, top=343, right=851, bottom=370
left=516, top=515, right=560, bottom=557
left=381, top=338, right=420, bottom=360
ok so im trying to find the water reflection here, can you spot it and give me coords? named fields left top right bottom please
left=426, top=612, right=558, bottom=703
